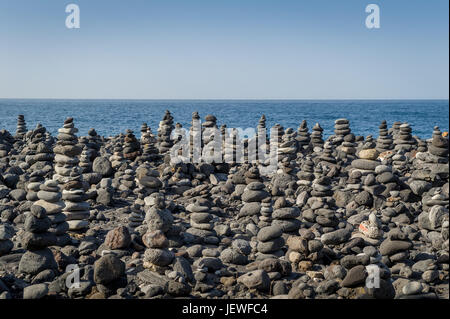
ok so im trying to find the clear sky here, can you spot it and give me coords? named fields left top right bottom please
left=0, top=0, right=448, bottom=99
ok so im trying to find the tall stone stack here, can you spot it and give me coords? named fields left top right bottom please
left=85, top=128, right=101, bottom=162
left=376, top=120, right=394, bottom=153
left=351, top=138, right=380, bottom=176
left=79, top=145, right=92, bottom=173
left=140, top=123, right=159, bottom=161
left=202, top=114, right=220, bottom=164
left=278, top=127, right=298, bottom=161
left=189, top=111, right=202, bottom=160
left=53, top=118, right=90, bottom=231
left=296, top=157, right=315, bottom=186
left=310, top=123, right=324, bottom=148
left=394, top=123, right=416, bottom=152
left=123, top=129, right=140, bottom=161
left=15, top=115, right=27, bottom=140
left=157, top=110, right=175, bottom=154
left=339, top=133, right=357, bottom=160
left=296, top=120, right=310, bottom=152
left=35, top=180, right=70, bottom=246
left=53, top=117, right=82, bottom=184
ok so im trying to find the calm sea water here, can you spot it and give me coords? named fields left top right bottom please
left=0, top=99, right=448, bottom=139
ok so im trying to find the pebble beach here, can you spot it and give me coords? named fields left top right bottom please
left=0, top=110, right=448, bottom=300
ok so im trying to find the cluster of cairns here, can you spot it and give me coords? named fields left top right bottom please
left=0, top=112, right=448, bottom=300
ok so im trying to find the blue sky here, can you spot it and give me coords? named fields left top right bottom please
left=0, top=0, right=448, bottom=99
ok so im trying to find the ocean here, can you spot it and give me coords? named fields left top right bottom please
left=0, top=99, right=448, bottom=139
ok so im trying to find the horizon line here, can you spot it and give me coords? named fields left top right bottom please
left=0, top=98, right=449, bottom=101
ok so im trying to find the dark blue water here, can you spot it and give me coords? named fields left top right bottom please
left=0, top=99, right=448, bottom=139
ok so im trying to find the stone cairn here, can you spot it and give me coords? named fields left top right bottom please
left=185, top=198, right=217, bottom=245
left=86, top=128, right=101, bottom=161
left=202, top=114, right=219, bottom=164
left=428, top=126, right=449, bottom=161
left=53, top=118, right=90, bottom=231
left=376, top=120, right=393, bottom=153
left=34, top=179, right=70, bottom=246
left=123, top=129, right=140, bottom=161
left=333, top=118, right=351, bottom=146
left=256, top=224, right=285, bottom=260
left=390, top=121, right=402, bottom=139
left=15, top=115, right=27, bottom=141
left=109, top=143, right=124, bottom=169
left=140, top=123, right=158, bottom=162
left=142, top=195, right=175, bottom=271
left=18, top=204, right=58, bottom=277
left=296, top=120, right=310, bottom=153
left=79, top=145, right=92, bottom=173
left=394, top=123, right=416, bottom=152
left=271, top=197, right=301, bottom=234
left=310, top=123, right=324, bottom=149
left=157, top=110, right=175, bottom=155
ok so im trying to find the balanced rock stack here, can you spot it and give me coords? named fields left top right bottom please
left=256, top=114, right=269, bottom=155
left=428, top=126, right=449, bottom=160
left=140, top=123, right=158, bottom=161
left=0, top=223, right=14, bottom=257
left=256, top=225, right=285, bottom=259
left=185, top=198, right=218, bottom=244
left=61, top=176, right=90, bottom=231
left=416, top=140, right=427, bottom=153
left=296, top=158, right=315, bottom=190
left=109, top=144, right=124, bottom=169
left=390, top=121, right=402, bottom=139
left=15, top=114, right=27, bottom=140
left=376, top=120, right=394, bottom=153
left=142, top=195, right=174, bottom=269
left=0, top=130, right=14, bottom=158
left=202, top=114, right=219, bottom=163
left=123, top=130, right=140, bottom=161
left=333, top=118, right=351, bottom=146
left=128, top=202, right=144, bottom=230
left=271, top=197, right=301, bottom=234
left=394, top=123, right=416, bottom=152
left=391, top=150, right=409, bottom=174
left=316, top=142, right=337, bottom=166
left=79, top=145, right=92, bottom=173
left=157, top=110, right=175, bottom=154
left=310, top=123, right=324, bottom=149
left=189, top=111, right=202, bottom=159
left=339, top=133, right=357, bottom=160
left=27, top=141, right=54, bottom=172
left=18, top=205, right=58, bottom=277
left=86, top=128, right=101, bottom=161
left=239, top=180, right=269, bottom=222
left=35, top=180, right=70, bottom=245
left=53, top=117, right=82, bottom=184
left=278, top=127, right=298, bottom=161
left=296, top=120, right=310, bottom=152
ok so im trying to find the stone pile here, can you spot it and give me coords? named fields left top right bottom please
left=35, top=180, right=70, bottom=246
left=296, top=120, right=310, bottom=152
left=376, top=120, right=393, bottom=153
left=18, top=204, right=58, bottom=277
left=15, top=115, right=27, bottom=140
left=157, top=110, right=175, bottom=154
left=310, top=123, right=324, bottom=148
left=394, top=123, right=416, bottom=152
left=123, top=130, right=140, bottom=161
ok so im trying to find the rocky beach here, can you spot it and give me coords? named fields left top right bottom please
left=0, top=111, right=448, bottom=300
